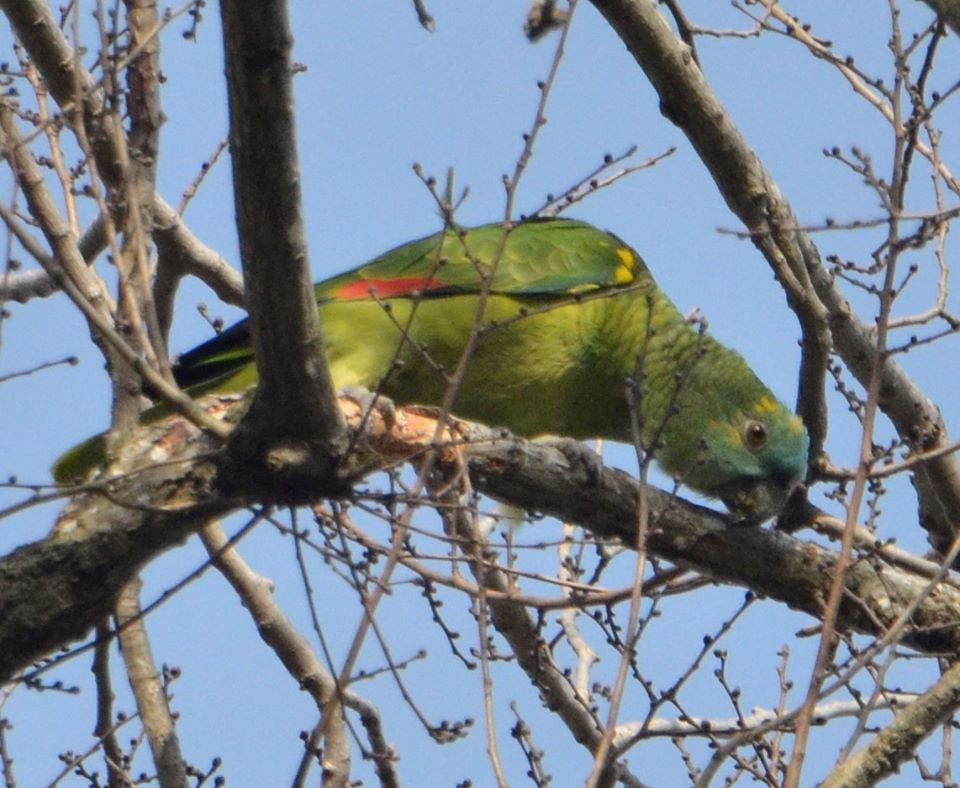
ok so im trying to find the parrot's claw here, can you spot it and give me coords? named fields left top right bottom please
left=772, top=484, right=813, bottom=533
left=533, top=436, right=604, bottom=487
left=340, top=385, right=397, bottom=430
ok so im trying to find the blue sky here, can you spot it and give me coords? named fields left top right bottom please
left=2, top=1, right=959, bottom=785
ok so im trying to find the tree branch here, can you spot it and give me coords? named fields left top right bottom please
left=0, top=0, right=244, bottom=355
left=0, top=0, right=126, bottom=186
left=0, top=196, right=241, bottom=314
left=114, top=579, right=188, bottom=788
left=613, top=694, right=918, bottom=740
left=217, top=0, right=347, bottom=496
left=0, top=404, right=229, bottom=682
left=428, top=465, right=612, bottom=778
left=4, top=398, right=960, bottom=683
left=0, top=103, right=229, bottom=440
left=0, top=268, right=58, bottom=303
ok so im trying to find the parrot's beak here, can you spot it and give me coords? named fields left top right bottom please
left=718, top=471, right=803, bottom=525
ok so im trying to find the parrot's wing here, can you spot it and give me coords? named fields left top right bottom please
left=174, top=218, right=649, bottom=390
left=318, top=218, right=649, bottom=300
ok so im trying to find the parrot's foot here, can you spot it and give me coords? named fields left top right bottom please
left=771, top=484, right=813, bottom=533
left=533, top=436, right=604, bottom=487
left=339, top=385, right=397, bottom=430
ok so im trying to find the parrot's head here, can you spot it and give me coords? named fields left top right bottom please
left=664, top=393, right=810, bottom=524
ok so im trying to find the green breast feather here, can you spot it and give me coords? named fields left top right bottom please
left=54, top=219, right=809, bottom=522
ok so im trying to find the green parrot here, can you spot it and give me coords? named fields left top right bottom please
left=54, top=218, right=808, bottom=522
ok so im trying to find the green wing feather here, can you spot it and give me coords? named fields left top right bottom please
left=174, top=219, right=642, bottom=390
left=318, top=219, right=643, bottom=297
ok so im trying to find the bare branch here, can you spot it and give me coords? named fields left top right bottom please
left=0, top=102, right=228, bottom=440
left=0, top=268, right=57, bottom=303
left=92, top=620, right=128, bottom=788
left=411, top=0, right=436, bottom=32
left=114, top=579, right=188, bottom=788
left=614, top=695, right=918, bottom=740
left=0, top=193, right=243, bottom=316
left=0, top=0, right=126, bottom=186
left=427, top=457, right=614, bottom=782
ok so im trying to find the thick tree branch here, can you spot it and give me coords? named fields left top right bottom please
left=0, top=471, right=227, bottom=681
left=4, top=398, right=960, bottom=683
left=589, top=0, right=960, bottom=558
left=217, top=0, right=347, bottom=495
left=463, top=435, right=960, bottom=658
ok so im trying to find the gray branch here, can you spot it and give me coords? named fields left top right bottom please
left=0, top=269, right=57, bottom=303
left=0, top=198, right=241, bottom=314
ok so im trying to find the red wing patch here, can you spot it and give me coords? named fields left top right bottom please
left=332, top=276, right=449, bottom=300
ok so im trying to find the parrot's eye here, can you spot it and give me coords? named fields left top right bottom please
left=743, top=420, right=768, bottom=451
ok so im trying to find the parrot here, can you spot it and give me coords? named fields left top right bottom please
left=54, top=218, right=809, bottom=522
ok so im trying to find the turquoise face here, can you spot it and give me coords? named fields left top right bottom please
left=705, top=408, right=810, bottom=523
